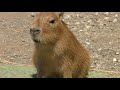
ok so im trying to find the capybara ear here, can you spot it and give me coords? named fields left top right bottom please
left=55, top=12, right=64, bottom=19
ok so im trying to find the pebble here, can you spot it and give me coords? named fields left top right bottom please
left=85, top=42, right=90, bottom=45
left=76, top=14, right=79, bottom=17
left=7, top=56, right=10, bottom=58
left=87, top=20, right=92, bottom=23
left=105, top=12, right=109, bottom=15
left=113, top=18, right=117, bottom=22
left=113, top=58, right=117, bottom=62
left=85, top=25, right=91, bottom=29
left=95, top=12, right=99, bottom=15
left=115, top=14, right=118, bottom=17
left=116, top=52, right=119, bottom=55
left=31, top=13, right=35, bottom=17
left=75, top=22, right=80, bottom=25
left=64, top=15, right=71, bottom=19
left=109, top=42, right=112, bottom=45
left=98, top=48, right=102, bottom=51
left=91, top=66, right=95, bottom=68
left=104, top=17, right=109, bottom=20
left=94, top=53, right=99, bottom=58
left=10, top=57, right=14, bottom=60
left=79, top=30, right=84, bottom=32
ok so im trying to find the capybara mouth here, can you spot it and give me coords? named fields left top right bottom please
left=30, top=34, right=40, bottom=43
left=30, top=32, right=40, bottom=42
left=33, top=39, right=40, bottom=43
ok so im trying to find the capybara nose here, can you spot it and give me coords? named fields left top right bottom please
left=30, top=28, right=40, bottom=34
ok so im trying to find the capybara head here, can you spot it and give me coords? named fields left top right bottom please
left=30, top=12, right=64, bottom=44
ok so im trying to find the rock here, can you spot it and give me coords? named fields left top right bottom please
left=104, top=17, right=109, bottom=20
left=98, top=48, right=102, bottom=51
left=116, top=52, right=119, bottom=55
left=10, top=57, right=14, bottom=60
left=105, top=12, right=109, bottom=15
left=85, top=25, right=91, bottom=29
left=79, top=30, right=84, bottom=32
left=90, top=66, right=95, bottom=68
left=31, top=13, right=36, bottom=17
left=113, top=18, right=117, bottom=23
left=87, top=20, right=92, bottom=23
left=115, top=14, right=118, bottom=17
left=76, top=14, right=79, bottom=17
left=85, top=42, right=90, bottom=45
left=64, top=15, right=71, bottom=19
left=113, top=58, right=117, bottom=62
left=94, top=53, right=99, bottom=58
left=109, top=42, right=112, bottom=45
left=95, top=12, right=99, bottom=15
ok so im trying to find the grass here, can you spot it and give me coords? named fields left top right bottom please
left=0, top=63, right=36, bottom=78
left=0, top=62, right=120, bottom=78
left=89, top=71, right=120, bottom=78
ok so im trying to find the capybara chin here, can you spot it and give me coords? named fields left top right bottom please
left=30, top=12, right=90, bottom=78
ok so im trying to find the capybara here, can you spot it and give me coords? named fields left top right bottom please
left=30, top=12, right=90, bottom=78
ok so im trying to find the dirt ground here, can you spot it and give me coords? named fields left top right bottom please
left=0, top=12, right=120, bottom=73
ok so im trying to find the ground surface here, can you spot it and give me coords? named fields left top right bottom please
left=0, top=63, right=120, bottom=78
left=0, top=12, right=120, bottom=78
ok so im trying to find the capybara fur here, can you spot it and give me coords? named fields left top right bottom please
left=30, top=12, right=90, bottom=78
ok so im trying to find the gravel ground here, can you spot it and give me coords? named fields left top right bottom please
left=0, top=12, right=120, bottom=72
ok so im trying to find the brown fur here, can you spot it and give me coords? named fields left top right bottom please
left=30, top=12, right=90, bottom=78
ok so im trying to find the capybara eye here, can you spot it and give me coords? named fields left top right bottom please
left=49, top=19, right=56, bottom=24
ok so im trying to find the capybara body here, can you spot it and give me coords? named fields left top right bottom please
left=30, top=12, right=90, bottom=78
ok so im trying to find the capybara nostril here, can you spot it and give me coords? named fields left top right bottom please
left=30, top=28, right=40, bottom=34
